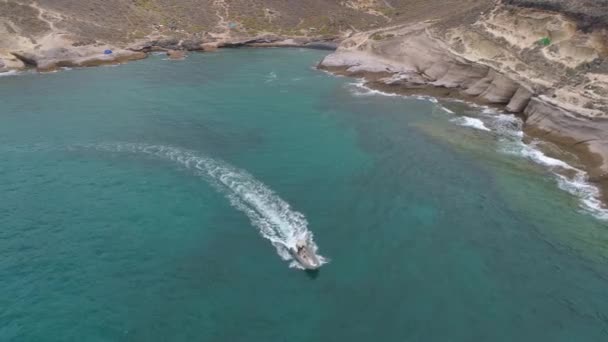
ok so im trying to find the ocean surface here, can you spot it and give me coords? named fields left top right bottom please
left=2, top=49, right=608, bottom=341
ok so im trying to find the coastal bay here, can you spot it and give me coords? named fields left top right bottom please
left=2, top=49, right=608, bottom=341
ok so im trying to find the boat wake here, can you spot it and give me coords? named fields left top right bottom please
left=90, top=143, right=327, bottom=269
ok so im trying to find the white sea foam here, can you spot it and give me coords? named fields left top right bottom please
left=555, top=174, right=608, bottom=220
left=91, top=143, right=327, bottom=269
left=517, top=142, right=573, bottom=169
left=452, top=116, right=490, bottom=131
left=472, top=110, right=608, bottom=219
left=316, top=67, right=345, bottom=77
left=474, top=107, right=608, bottom=219
left=0, top=70, right=20, bottom=77
left=346, top=80, right=451, bottom=108
left=265, top=71, right=277, bottom=83
left=501, top=139, right=608, bottom=219
left=440, top=106, right=455, bottom=114
left=347, top=79, right=399, bottom=97
left=489, top=114, right=524, bottom=138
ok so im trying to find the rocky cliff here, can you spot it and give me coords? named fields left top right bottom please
left=319, top=1, right=608, bottom=199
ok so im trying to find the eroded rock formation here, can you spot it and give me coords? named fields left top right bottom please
left=319, top=3, right=608, bottom=188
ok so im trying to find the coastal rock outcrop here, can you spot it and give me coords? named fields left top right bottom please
left=431, top=63, right=489, bottom=89
left=10, top=52, right=38, bottom=67
left=506, top=86, right=534, bottom=113
left=201, top=42, right=219, bottom=51
left=319, top=3, right=608, bottom=199
left=180, top=39, right=205, bottom=51
left=12, top=48, right=147, bottom=72
left=167, top=50, right=186, bottom=60
left=73, top=51, right=147, bottom=68
left=479, top=72, right=519, bottom=104
left=153, top=38, right=181, bottom=50
left=524, top=98, right=608, bottom=180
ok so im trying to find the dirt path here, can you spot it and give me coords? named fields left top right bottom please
left=212, top=0, right=231, bottom=36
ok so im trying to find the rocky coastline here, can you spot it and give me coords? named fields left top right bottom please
left=1, top=35, right=339, bottom=74
left=317, top=5, right=608, bottom=205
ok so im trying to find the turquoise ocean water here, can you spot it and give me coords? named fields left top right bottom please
left=2, top=49, right=608, bottom=341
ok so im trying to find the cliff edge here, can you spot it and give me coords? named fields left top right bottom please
left=319, top=1, right=608, bottom=199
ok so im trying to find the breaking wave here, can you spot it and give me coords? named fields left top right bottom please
left=347, top=79, right=399, bottom=97
left=451, top=116, right=490, bottom=131
left=474, top=108, right=608, bottom=220
left=501, top=140, right=608, bottom=220
left=89, top=142, right=327, bottom=269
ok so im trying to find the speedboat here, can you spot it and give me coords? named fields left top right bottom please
left=289, top=241, right=321, bottom=270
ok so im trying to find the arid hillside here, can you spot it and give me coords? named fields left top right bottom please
left=504, top=0, right=608, bottom=31
left=0, top=0, right=495, bottom=70
left=0, top=0, right=400, bottom=45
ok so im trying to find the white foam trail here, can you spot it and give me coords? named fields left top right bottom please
left=91, top=143, right=327, bottom=269
left=452, top=116, right=490, bottom=131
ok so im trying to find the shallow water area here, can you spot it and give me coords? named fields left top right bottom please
left=2, top=49, right=608, bottom=341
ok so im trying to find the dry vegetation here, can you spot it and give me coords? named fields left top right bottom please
left=0, top=0, right=606, bottom=49
left=503, top=0, right=608, bottom=32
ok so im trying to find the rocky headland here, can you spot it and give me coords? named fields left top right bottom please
left=2, top=0, right=608, bottom=203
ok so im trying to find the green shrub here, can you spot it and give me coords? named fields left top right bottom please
left=538, top=37, right=551, bottom=46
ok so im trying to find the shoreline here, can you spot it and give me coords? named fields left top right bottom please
left=315, top=10, right=608, bottom=214
left=0, top=36, right=339, bottom=75
left=328, top=66, right=608, bottom=219
left=3, top=38, right=608, bottom=218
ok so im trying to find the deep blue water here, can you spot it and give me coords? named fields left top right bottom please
left=1, top=49, right=608, bottom=341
